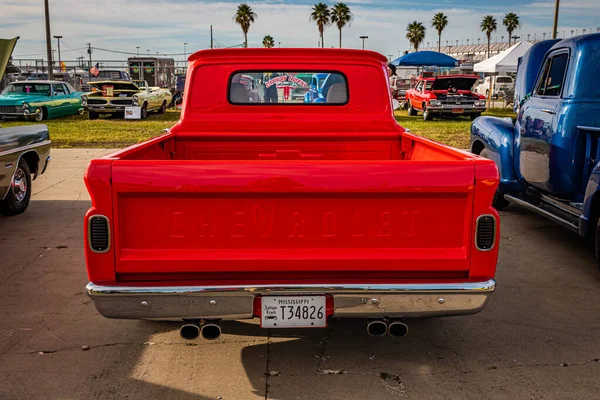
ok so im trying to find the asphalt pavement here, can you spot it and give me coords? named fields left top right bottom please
left=0, top=149, right=599, bottom=400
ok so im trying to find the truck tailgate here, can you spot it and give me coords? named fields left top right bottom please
left=111, top=161, right=475, bottom=280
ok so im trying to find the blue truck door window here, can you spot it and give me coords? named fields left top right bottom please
left=519, top=51, right=569, bottom=194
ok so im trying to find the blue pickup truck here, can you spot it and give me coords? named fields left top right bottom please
left=471, top=33, right=600, bottom=268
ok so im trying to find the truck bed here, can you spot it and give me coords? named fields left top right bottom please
left=86, top=131, right=491, bottom=284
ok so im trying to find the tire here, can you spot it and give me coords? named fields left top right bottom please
left=480, top=149, right=510, bottom=210
left=470, top=113, right=482, bottom=121
left=141, top=103, right=148, bottom=119
left=34, top=107, right=45, bottom=122
left=88, top=111, right=99, bottom=120
left=0, top=159, right=32, bottom=216
left=158, top=100, right=167, bottom=114
left=407, top=102, right=417, bottom=116
left=423, top=105, right=433, bottom=121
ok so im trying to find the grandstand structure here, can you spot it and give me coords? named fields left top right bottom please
left=422, top=42, right=519, bottom=63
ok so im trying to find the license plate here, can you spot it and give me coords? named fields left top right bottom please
left=261, top=296, right=327, bottom=328
left=452, top=108, right=464, bottom=114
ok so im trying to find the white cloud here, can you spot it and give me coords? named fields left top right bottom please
left=4, top=0, right=599, bottom=63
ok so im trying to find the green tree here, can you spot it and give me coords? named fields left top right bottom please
left=503, top=12, right=520, bottom=45
left=331, top=2, right=353, bottom=48
left=234, top=3, right=257, bottom=48
left=481, top=15, right=497, bottom=57
left=310, top=2, right=331, bottom=48
left=406, top=21, right=426, bottom=52
left=262, top=35, right=275, bottom=48
left=431, top=13, right=448, bottom=53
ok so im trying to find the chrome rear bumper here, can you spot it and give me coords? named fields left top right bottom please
left=87, top=280, right=496, bottom=321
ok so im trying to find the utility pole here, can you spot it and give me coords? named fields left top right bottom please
left=552, top=0, right=560, bottom=39
left=136, top=46, right=140, bottom=56
left=44, top=0, right=54, bottom=79
left=210, top=25, right=214, bottom=49
left=53, top=35, right=62, bottom=72
left=87, top=43, right=92, bottom=73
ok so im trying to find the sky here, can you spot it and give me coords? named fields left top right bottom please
left=3, top=0, right=600, bottom=63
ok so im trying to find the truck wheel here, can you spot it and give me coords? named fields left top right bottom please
left=480, top=149, right=510, bottom=210
left=141, top=103, right=148, bottom=119
left=470, top=113, right=482, bottom=121
left=88, top=111, right=99, bottom=120
left=407, top=102, right=417, bottom=116
left=158, top=101, right=167, bottom=114
left=423, top=106, right=433, bottom=121
left=0, top=159, right=31, bottom=216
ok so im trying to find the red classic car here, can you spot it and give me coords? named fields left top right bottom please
left=84, top=49, right=499, bottom=340
left=405, top=75, right=487, bottom=121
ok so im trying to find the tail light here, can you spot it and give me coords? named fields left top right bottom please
left=88, top=215, right=110, bottom=253
left=475, top=215, right=496, bottom=251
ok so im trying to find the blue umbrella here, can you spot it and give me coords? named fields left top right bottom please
left=392, top=51, right=458, bottom=67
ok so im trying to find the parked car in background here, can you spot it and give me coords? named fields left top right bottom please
left=0, top=37, right=52, bottom=215
left=0, top=80, right=84, bottom=121
left=84, top=48, right=499, bottom=340
left=26, top=73, right=49, bottom=81
left=406, top=75, right=487, bottom=121
left=0, top=125, right=51, bottom=215
left=471, top=33, right=600, bottom=270
left=82, top=80, right=171, bottom=119
left=474, top=75, right=515, bottom=98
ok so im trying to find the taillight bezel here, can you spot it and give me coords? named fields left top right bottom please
left=475, top=214, right=496, bottom=251
left=88, top=214, right=111, bottom=253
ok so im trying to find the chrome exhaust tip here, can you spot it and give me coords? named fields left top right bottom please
left=366, top=320, right=388, bottom=337
left=388, top=320, right=409, bottom=337
left=180, top=321, right=200, bottom=340
left=200, top=321, right=222, bottom=340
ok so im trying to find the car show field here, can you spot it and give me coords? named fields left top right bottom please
left=2, top=0, right=600, bottom=397
left=0, top=108, right=513, bottom=149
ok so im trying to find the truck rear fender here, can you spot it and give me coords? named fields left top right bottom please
left=469, top=159, right=500, bottom=281
left=84, top=159, right=116, bottom=283
left=470, top=116, right=522, bottom=193
left=580, top=161, right=600, bottom=237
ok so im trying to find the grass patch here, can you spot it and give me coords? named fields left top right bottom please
left=395, top=108, right=515, bottom=149
left=0, top=110, right=180, bottom=148
left=1, top=108, right=515, bottom=149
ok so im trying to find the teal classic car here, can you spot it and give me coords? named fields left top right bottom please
left=0, top=80, right=84, bottom=121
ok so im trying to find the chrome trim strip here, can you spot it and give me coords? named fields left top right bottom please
left=577, top=125, right=600, bottom=133
left=475, top=214, right=497, bottom=252
left=0, top=140, right=51, bottom=158
left=86, top=280, right=496, bottom=320
left=88, top=215, right=111, bottom=253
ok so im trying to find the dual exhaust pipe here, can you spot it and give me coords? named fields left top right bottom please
left=180, top=320, right=221, bottom=341
left=367, top=319, right=409, bottom=337
left=181, top=319, right=407, bottom=340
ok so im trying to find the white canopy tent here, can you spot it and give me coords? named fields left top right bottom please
left=473, top=41, right=533, bottom=73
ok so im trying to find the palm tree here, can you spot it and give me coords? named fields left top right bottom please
left=310, top=3, right=331, bottom=48
left=431, top=13, right=448, bottom=53
left=331, top=3, right=353, bottom=48
left=481, top=15, right=497, bottom=57
left=406, top=21, right=426, bottom=52
left=234, top=3, right=257, bottom=48
left=262, top=35, right=275, bottom=48
left=503, top=12, right=520, bottom=45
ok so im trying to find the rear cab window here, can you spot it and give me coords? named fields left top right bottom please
left=229, top=71, right=348, bottom=104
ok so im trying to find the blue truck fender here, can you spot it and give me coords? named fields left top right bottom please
left=580, top=162, right=600, bottom=237
left=470, top=116, right=522, bottom=193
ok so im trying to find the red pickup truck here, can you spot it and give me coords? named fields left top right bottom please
left=85, top=49, right=499, bottom=340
